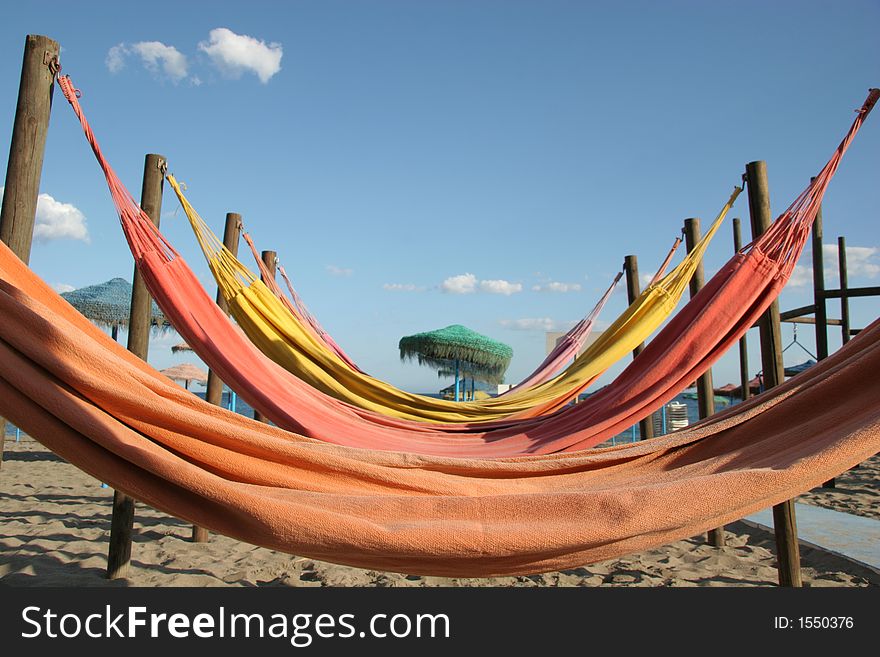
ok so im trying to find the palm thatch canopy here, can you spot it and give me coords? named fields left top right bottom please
left=171, top=341, right=193, bottom=353
left=399, top=324, right=513, bottom=384
left=61, top=278, right=167, bottom=329
left=160, top=363, right=208, bottom=389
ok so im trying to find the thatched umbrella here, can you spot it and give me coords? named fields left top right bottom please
left=160, top=363, right=208, bottom=390
left=61, top=278, right=167, bottom=340
left=171, top=341, right=193, bottom=354
left=399, top=324, right=513, bottom=401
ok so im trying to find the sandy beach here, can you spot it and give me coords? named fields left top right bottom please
left=1, top=436, right=877, bottom=587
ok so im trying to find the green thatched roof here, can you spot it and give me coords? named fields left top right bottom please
left=399, top=324, right=513, bottom=384
left=61, top=278, right=168, bottom=328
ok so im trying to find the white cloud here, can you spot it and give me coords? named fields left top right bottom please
left=326, top=264, right=353, bottom=277
left=441, top=273, right=523, bottom=295
left=788, top=264, right=813, bottom=288
left=532, top=281, right=582, bottom=293
left=131, top=41, right=188, bottom=82
left=198, top=28, right=283, bottom=84
left=0, top=188, right=89, bottom=243
left=500, top=318, right=559, bottom=331
left=824, top=244, right=880, bottom=279
left=441, top=273, right=477, bottom=294
left=105, top=41, right=188, bottom=83
left=52, top=282, right=76, bottom=294
left=35, top=193, right=90, bottom=243
left=106, top=43, right=127, bottom=73
left=480, top=279, right=522, bottom=295
left=383, top=283, right=424, bottom=292
left=788, top=244, right=880, bottom=287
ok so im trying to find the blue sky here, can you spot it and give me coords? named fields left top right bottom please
left=2, top=1, right=878, bottom=393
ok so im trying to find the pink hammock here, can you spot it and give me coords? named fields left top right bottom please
left=56, top=73, right=879, bottom=457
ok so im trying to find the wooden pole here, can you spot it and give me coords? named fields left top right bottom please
left=204, top=213, right=242, bottom=408
left=106, top=153, right=165, bottom=580
left=811, top=184, right=835, bottom=489
left=195, top=212, right=241, bottom=543
left=838, top=236, right=850, bottom=346
left=0, top=34, right=60, bottom=471
left=253, top=250, right=277, bottom=422
left=685, top=218, right=724, bottom=548
left=623, top=255, right=654, bottom=440
left=733, top=218, right=751, bottom=402
left=745, top=160, right=802, bottom=587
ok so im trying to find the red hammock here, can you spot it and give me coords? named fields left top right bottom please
left=56, top=73, right=879, bottom=457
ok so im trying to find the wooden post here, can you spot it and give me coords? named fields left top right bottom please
left=252, top=250, right=277, bottom=422
left=204, top=213, right=242, bottom=408
left=811, top=184, right=835, bottom=489
left=745, top=160, right=802, bottom=587
left=0, top=34, right=60, bottom=471
left=106, top=153, right=165, bottom=580
left=685, top=218, right=724, bottom=548
left=196, top=212, right=241, bottom=544
left=733, top=218, right=751, bottom=402
left=623, top=255, right=654, bottom=440
left=838, top=236, right=850, bottom=345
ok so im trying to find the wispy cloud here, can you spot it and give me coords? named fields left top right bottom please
left=105, top=41, right=189, bottom=83
left=532, top=281, right=582, bottom=293
left=499, top=318, right=560, bottom=331
left=480, top=279, right=522, bottom=295
left=383, top=283, right=425, bottom=292
left=789, top=244, right=880, bottom=287
left=198, top=28, right=283, bottom=83
left=52, top=282, right=76, bottom=294
left=1, top=188, right=89, bottom=243
left=441, top=273, right=477, bottom=294
left=326, top=265, right=353, bottom=277
left=106, top=43, right=127, bottom=73
left=441, top=273, right=522, bottom=295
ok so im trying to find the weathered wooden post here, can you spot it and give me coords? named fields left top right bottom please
left=106, top=153, right=165, bottom=579
left=745, top=160, right=802, bottom=587
left=732, top=219, right=751, bottom=402
left=837, top=236, right=850, bottom=346
left=253, top=250, right=277, bottom=423
left=623, top=255, right=654, bottom=440
left=811, top=185, right=835, bottom=489
left=194, top=212, right=242, bottom=544
left=0, top=34, right=60, bottom=470
left=204, top=213, right=242, bottom=408
left=684, top=217, right=725, bottom=547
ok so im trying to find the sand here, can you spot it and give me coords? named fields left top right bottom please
left=1, top=436, right=877, bottom=587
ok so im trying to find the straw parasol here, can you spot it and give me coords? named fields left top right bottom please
left=61, top=278, right=168, bottom=339
left=399, top=324, right=513, bottom=399
left=160, top=363, right=208, bottom=390
left=171, top=341, right=194, bottom=354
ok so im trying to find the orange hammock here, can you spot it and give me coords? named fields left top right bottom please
left=0, top=238, right=877, bottom=576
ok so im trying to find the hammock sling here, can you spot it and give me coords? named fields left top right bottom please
left=170, top=173, right=735, bottom=423
left=54, top=75, right=877, bottom=458
left=244, top=223, right=638, bottom=391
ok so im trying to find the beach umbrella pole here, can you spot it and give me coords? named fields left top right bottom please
left=747, top=160, right=802, bottom=588
left=106, top=153, right=165, bottom=580
left=454, top=359, right=460, bottom=402
left=0, top=34, right=59, bottom=472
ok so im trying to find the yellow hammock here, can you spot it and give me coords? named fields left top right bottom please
left=168, top=173, right=740, bottom=423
